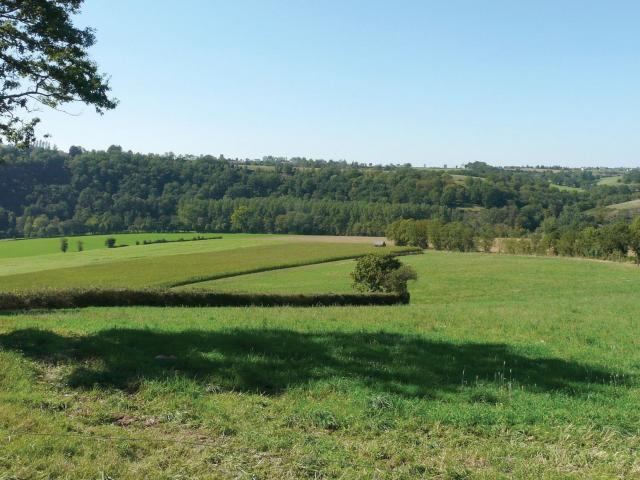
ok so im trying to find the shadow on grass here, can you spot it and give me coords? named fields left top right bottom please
left=0, top=328, right=626, bottom=397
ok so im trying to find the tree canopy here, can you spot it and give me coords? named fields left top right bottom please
left=0, top=0, right=116, bottom=146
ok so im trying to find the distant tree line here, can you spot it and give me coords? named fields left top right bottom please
left=0, top=146, right=639, bottom=242
left=386, top=216, right=640, bottom=264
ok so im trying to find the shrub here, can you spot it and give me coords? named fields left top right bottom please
left=76, top=240, right=84, bottom=252
left=385, top=265, right=418, bottom=295
left=351, top=253, right=417, bottom=295
left=105, top=237, right=116, bottom=248
left=59, top=238, right=68, bottom=253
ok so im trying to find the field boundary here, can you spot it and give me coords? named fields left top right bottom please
left=0, top=289, right=408, bottom=310
left=165, top=247, right=423, bottom=288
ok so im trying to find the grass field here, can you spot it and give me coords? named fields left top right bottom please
left=0, top=232, right=229, bottom=259
left=0, top=234, right=287, bottom=277
left=603, top=198, right=640, bottom=211
left=1, top=237, right=639, bottom=478
left=597, top=175, right=625, bottom=186
left=0, top=240, right=407, bottom=290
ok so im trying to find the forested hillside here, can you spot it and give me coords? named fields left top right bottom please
left=0, top=146, right=638, bottom=239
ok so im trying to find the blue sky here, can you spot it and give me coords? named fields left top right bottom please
left=37, top=0, right=640, bottom=167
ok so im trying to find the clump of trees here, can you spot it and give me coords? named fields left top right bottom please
left=351, top=254, right=417, bottom=296
left=386, top=219, right=478, bottom=252
left=386, top=215, right=640, bottom=265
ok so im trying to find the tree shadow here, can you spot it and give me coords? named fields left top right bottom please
left=0, top=328, right=627, bottom=397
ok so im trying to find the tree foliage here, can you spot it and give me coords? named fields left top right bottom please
left=0, top=0, right=116, bottom=145
left=351, top=254, right=417, bottom=295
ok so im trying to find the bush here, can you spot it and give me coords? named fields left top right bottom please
left=76, top=240, right=84, bottom=252
left=385, top=265, right=418, bottom=295
left=105, top=237, right=116, bottom=248
left=59, top=238, right=68, bottom=253
left=351, top=253, right=417, bottom=295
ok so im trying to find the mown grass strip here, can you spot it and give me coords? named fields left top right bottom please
left=0, top=289, right=408, bottom=310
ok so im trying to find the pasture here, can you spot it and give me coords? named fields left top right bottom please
left=0, top=232, right=227, bottom=259
left=0, top=235, right=410, bottom=290
left=604, top=198, right=640, bottom=212
left=0, top=235, right=639, bottom=478
left=597, top=175, right=625, bottom=186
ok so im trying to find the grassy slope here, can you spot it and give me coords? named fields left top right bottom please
left=1, top=252, right=639, bottom=478
left=597, top=175, right=625, bottom=186
left=0, top=234, right=283, bottom=277
left=604, top=198, right=640, bottom=211
left=0, top=242, right=408, bottom=290
left=0, top=232, right=234, bottom=259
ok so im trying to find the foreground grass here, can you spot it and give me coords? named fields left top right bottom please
left=0, top=242, right=409, bottom=290
left=0, top=253, right=639, bottom=478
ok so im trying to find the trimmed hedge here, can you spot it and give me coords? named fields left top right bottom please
left=0, top=289, right=409, bottom=311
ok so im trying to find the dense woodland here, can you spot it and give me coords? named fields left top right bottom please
left=1, top=146, right=639, bottom=260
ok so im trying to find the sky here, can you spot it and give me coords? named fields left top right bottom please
left=36, top=0, right=640, bottom=167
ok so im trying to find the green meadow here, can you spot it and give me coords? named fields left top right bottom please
left=0, top=235, right=639, bottom=478
left=0, top=232, right=231, bottom=259
left=596, top=175, right=625, bottom=186
left=0, top=236, right=408, bottom=290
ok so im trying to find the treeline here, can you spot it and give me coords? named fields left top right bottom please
left=387, top=219, right=477, bottom=252
left=387, top=217, right=640, bottom=264
left=0, top=146, right=639, bottom=239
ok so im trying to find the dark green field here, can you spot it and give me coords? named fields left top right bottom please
left=0, top=236, right=639, bottom=478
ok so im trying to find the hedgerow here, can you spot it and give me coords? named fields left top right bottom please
left=0, top=289, right=408, bottom=311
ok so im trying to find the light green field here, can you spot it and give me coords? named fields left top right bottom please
left=604, top=198, right=640, bottom=211
left=597, top=175, right=625, bottom=186
left=1, top=248, right=639, bottom=478
left=0, top=234, right=288, bottom=277
left=0, top=232, right=230, bottom=259
left=0, top=241, right=406, bottom=290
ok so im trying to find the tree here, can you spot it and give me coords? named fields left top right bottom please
left=230, top=206, right=250, bottom=232
left=629, top=217, right=640, bottom=265
left=59, top=237, right=68, bottom=252
left=478, top=226, right=495, bottom=253
left=351, top=253, right=417, bottom=295
left=599, top=223, right=630, bottom=258
left=0, top=0, right=117, bottom=146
